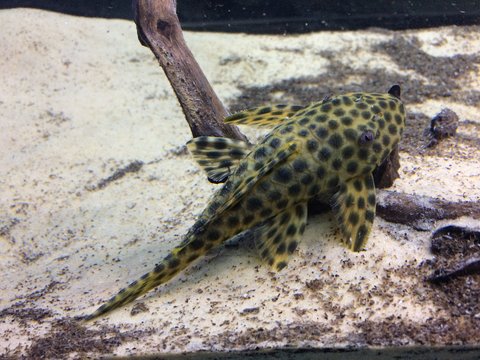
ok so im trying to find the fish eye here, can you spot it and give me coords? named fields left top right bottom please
left=358, top=130, right=375, bottom=145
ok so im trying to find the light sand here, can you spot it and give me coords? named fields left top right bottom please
left=0, top=8, right=479, bottom=357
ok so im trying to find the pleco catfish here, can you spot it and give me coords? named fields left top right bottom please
left=84, top=85, right=406, bottom=320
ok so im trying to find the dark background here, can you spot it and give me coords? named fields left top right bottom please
left=1, top=0, right=479, bottom=33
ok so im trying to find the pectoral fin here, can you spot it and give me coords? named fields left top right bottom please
left=253, top=202, right=308, bottom=271
left=215, top=142, right=298, bottom=215
left=225, top=104, right=305, bottom=128
left=332, top=174, right=376, bottom=251
left=187, top=136, right=252, bottom=183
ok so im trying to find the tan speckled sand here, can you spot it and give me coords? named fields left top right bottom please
left=0, top=8, right=479, bottom=358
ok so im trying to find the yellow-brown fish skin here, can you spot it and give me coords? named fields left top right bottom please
left=84, top=85, right=405, bottom=320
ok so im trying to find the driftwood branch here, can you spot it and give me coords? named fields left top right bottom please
left=132, top=0, right=247, bottom=141
left=132, top=0, right=479, bottom=227
left=376, top=191, right=480, bottom=225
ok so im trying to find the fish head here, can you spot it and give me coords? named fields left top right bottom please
left=320, top=85, right=406, bottom=178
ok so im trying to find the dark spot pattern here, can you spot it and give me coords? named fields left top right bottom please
left=341, top=116, right=353, bottom=126
left=318, top=147, right=332, bottom=161
left=298, top=129, right=309, bottom=137
left=227, top=216, right=240, bottom=227
left=280, top=212, right=291, bottom=225
left=154, top=264, right=165, bottom=273
left=388, top=124, right=398, bottom=135
left=288, top=184, right=302, bottom=196
left=361, top=111, right=371, bottom=120
left=365, top=176, right=375, bottom=190
left=299, top=117, right=309, bottom=125
left=327, top=176, right=339, bottom=188
left=332, top=98, right=342, bottom=106
left=270, top=138, right=281, bottom=149
left=357, top=197, right=365, bottom=209
left=345, top=194, right=355, bottom=207
left=316, top=166, right=326, bottom=179
left=328, top=120, right=339, bottom=130
left=321, top=103, right=332, bottom=112
left=315, top=114, right=328, bottom=123
left=228, top=113, right=247, bottom=121
left=316, top=127, right=329, bottom=139
left=293, top=159, right=308, bottom=172
left=344, top=128, right=357, bottom=141
left=342, top=96, right=353, bottom=106
left=247, top=197, right=263, bottom=211
left=274, top=167, right=293, bottom=183
left=357, top=225, right=368, bottom=244
left=207, top=151, right=222, bottom=159
left=332, top=158, right=343, bottom=171
left=168, top=258, right=180, bottom=269
left=301, top=174, right=314, bottom=185
left=372, top=142, right=382, bottom=153
left=349, top=108, right=359, bottom=117
left=342, top=146, right=355, bottom=159
left=346, top=161, right=359, bottom=174
left=258, top=107, right=272, bottom=114
left=366, top=210, right=375, bottom=222
left=348, top=212, right=359, bottom=226
left=287, top=241, right=298, bottom=254
left=328, top=134, right=344, bottom=149
left=268, top=190, right=282, bottom=201
left=254, top=147, right=268, bottom=160
left=353, top=179, right=363, bottom=191
left=382, top=135, right=391, bottom=146
left=207, top=229, right=221, bottom=242
left=307, top=139, right=319, bottom=152
left=273, top=234, right=282, bottom=244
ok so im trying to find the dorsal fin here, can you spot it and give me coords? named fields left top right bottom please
left=187, top=136, right=252, bottom=183
left=225, top=104, right=305, bottom=128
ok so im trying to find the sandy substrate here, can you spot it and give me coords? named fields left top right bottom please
left=0, top=8, right=479, bottom=358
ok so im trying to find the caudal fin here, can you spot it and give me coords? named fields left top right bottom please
left=83, top=245, right=200, bottom=321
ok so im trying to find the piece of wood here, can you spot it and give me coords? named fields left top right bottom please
left=376, top=190, right=480, bottom=226
left=132, top=0, right=248, bottom=141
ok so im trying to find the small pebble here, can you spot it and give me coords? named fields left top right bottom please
left=426, top=108, right=459, bottom=147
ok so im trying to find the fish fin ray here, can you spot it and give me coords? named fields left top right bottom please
left=225, top=104, right=305, bottom=128
left=187, top=136, right=252, bottom=183
left=254, top=202, right=308, bottom=271
left=332, top=174, right=376, bottom=251
left=216, top=142, right=298, bottom=215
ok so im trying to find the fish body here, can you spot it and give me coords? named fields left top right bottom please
left=85, top=85, right=406, bottom=320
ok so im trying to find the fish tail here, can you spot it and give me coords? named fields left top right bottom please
left=83, top=229, right=210, bottom=321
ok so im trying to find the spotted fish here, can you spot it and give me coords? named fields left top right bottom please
left=84, top=85, right=406, bottom=320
